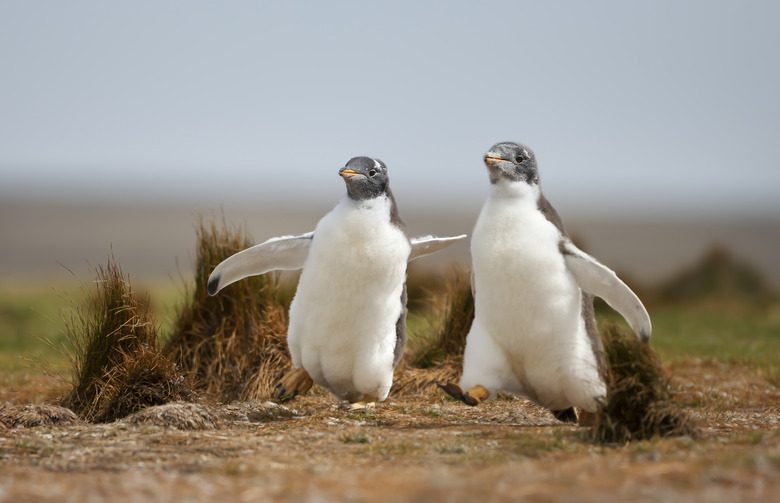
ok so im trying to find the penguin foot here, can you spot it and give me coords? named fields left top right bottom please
left=275, top=367, right=314, bottom=403
left=436, top=380, right=488, bottom=406
left=341, top=401, right=376, bottom=412
left=341, top=395, right=378, bottom=411
left=551, top=407, right=578, bottom=423
left=435, top=380, right=465, bottom=402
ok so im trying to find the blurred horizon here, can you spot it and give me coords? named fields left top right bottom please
left=2, top=1, right=779, bottom=216
left=2, top=199, right=779, bottom=291
left=1, top=1, right=778, bottom=286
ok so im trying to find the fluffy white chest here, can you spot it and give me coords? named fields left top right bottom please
left=286, top=196, right=410, bottom=400
left=471, top=186, right=582, bottom=357
left=463, top=183, right=607, bottom=410
left=301, top=197, right=410, bottom=296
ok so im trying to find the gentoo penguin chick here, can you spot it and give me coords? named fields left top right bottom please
left=208, top=157, right=466, bottom=410
left=437, top=142, right=651, bottom=423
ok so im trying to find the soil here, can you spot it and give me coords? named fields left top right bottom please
left=1, top=360, right=778, bottom=503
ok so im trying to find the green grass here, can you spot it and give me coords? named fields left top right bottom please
left=2, top=281, right=779, bottom=380
left=596, top=302, right=780, bottom=370
left=0, top=284, right=75, bottom=371
left=650, top=306, right=780, bottom=366
left=0, top=280, right=186, bottom=373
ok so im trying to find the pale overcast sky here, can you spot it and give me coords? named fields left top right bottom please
left=1, top=1, right=779, bottom=217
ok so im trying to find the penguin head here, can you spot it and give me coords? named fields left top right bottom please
left=483, top=142, right=539, bottom=185
left=339, top=156, right=389, bottom=200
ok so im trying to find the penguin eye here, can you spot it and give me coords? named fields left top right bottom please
left=368, top=169, right=377, bottom=177
left=515, top=155, right=525, bottom=163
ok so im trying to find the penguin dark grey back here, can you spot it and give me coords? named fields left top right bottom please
left=483, top=142, right=539, bottom=185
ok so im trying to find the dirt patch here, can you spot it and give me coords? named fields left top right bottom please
left=1, top=362, right=778, bottom=502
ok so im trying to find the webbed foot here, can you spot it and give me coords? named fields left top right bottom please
left=275, top=367, right=314, bottom=403
left=436, top=380, right=488, bottom=406
left=341, top=401, right=376, bottom=411
left=341, top=395, right=378, bottom=411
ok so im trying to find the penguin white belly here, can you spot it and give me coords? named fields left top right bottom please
left=287, top=197, right=410, bottom=403
left=465, top=195, right=603, bottom=411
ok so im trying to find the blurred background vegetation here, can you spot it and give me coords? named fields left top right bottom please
left=1, top=233, right=777, bottom=386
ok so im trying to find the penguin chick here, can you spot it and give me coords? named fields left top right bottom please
left=438, top=142, right=651, bottom=423
left=209, top=156, right=466, bottom=409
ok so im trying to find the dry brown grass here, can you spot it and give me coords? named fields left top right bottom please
left=392, top=264, right=474, bottom=397
left=590, top=324, right=697, bottom=443
left=407, top=264, right=473, bottom=370
left=59, top=258, right=191, bottom=423
left=165, top=216, right=293, bottom=402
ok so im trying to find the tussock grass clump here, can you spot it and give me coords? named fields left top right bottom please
left=165, top=217, right=292, bottom=402
left=590, top=324, right=697, bottom=444
left=405, top=265, right=449, bottom=310
left=408, top=264, right=473, bottom=369
left=60, top=258, right=191, bottom=423
left=659, top=245, right=773, bottom=303
left=391, top=366, right=449, bottom=398
left=91, top=343, right=191, bottom=423
left=393, top=264, right=474, bottom=396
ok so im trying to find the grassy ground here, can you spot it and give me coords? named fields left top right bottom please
left=597, top=300, right=780, bottom=384
left=0, top=283, right=74, bottom=372
left=1, top=281, right=779, bottom=502
left=0, top=280, right=183, bottom=371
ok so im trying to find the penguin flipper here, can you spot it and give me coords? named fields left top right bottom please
left=207, top=232, right=314, bottom=296
left=561, top=241, right=652, bottom=341
left=408, top=234, right=467, bottom=261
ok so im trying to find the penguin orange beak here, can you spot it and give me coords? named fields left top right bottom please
left=340, top=169, right=359, bottom=178
left=484, top=155, right=504, bottom=165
